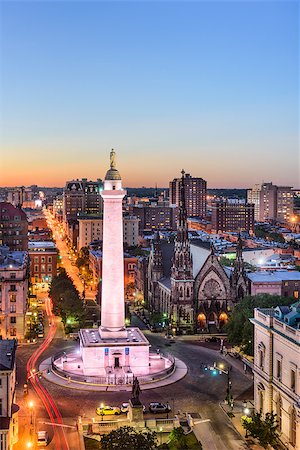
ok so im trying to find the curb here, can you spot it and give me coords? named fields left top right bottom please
left=218, top=402, right=251, bottom=448
left=39, top=357, right=188, bottom=392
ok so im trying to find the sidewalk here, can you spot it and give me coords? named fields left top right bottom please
left=219, top=400, right=264, bottom=450
left=39, top=357, right=188, bottom=391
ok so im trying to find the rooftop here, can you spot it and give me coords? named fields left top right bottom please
left=0, top=339, right=17, bottom=371
left=28, top=241, right=57, bottom=250
left=0, top=247, right=28, bottom=269
left=79, top=327, right=149, bottom=347
left=248, top=270, right=300, bottom=283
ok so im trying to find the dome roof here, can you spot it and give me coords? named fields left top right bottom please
left=105, top=168, right=121, bottom=180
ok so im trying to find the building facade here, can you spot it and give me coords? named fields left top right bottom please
left=169, top=171, right=207, bottom=218
left=0, top=203, right=28, bottom=251
left=248, top=271, right=300, bottom=299
left=247, top=183, right=294, bottom=223
left=250, top=305, right=300, bottom=449
left=77, top=215, right=139, bottom=251
left=0, top=247, right=29, bottom=340
left=0, top=339, right=19, bottom=450
left=63, top=178, right=103, bottom=221
left=28, top=241, right=57, bottom=286
left=211, top=200, right=254, bottom=233
left=130, top=205, right=178, bottom=231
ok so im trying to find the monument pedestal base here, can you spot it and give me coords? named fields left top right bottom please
left=128, top=399, right=144, bottom=423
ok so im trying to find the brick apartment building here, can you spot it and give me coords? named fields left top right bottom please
left=28, top=241, right=57, bottom=285
left=0, top=202, right=28, bottom=251
left=211, top=200, right=254, bottom=233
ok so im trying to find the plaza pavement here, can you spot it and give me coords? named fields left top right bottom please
left=39, top=356, right=188, bottom=391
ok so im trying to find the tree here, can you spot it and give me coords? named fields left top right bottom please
left=49, top=270, right=85, bottom=328
left=242, top=411, right=280, bottom=448
left=100, top=426, right=158, bottom=450
left=225, top=294, right=293, bottom=355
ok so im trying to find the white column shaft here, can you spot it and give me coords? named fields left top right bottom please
left=101, top=191, right=125, bottom=331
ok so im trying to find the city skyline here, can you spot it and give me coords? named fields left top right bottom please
left=1, top=1, right=298, bottom=188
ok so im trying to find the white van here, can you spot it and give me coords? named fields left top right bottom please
left=37, top=431, right=48, bottom=446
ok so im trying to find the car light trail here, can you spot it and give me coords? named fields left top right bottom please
left=26, top=297, right=69, bottom=450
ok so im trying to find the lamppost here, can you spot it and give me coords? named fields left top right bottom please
left=28, top=400, right=35, bottom=437
left=159, top=426, right=163, bottom=445
left=100, top=402, right=104, bottom=421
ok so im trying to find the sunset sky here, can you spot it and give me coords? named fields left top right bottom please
left=1, top=1, right=298, bottom=188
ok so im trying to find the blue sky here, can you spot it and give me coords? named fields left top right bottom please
left=1, top=0, right=299, bottom=188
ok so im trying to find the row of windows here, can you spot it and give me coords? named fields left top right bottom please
left=34, top=265, right=53, bottom=273
left=34, top=256, right=52, bottom=263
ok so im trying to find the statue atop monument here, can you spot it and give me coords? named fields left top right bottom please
left=110, top=148, right=116, bottom=169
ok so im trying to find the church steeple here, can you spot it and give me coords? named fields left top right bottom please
left=171, top=170, right=193, bottom=280
left=234, top=234, right=244, bottom=274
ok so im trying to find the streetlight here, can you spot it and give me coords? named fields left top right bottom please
left=159, top=426, right=163, bottom=445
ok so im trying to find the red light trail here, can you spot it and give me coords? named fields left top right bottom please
left=26, top=297, right=69, bottom=450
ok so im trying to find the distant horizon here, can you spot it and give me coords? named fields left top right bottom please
left=0, top=183, right=298, bottom=190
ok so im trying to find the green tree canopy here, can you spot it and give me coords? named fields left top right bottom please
left=49, top=269, right=85, bottom=326
left=225, top=294, right=294, bottom=355
left=100, top=426, right=157, bottom=450
left=242, top=411, right=280, bottom=448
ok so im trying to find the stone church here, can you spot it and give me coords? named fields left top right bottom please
left=147, top=172, right=248, bottom=334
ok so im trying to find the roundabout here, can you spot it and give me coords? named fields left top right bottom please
left=39, top=350, right=188, bottom=391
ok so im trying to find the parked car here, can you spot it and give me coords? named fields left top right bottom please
left=96, top=405, right=121, bottom=416
left=120, top=402, right=146, bottom=413
left=149, top=402, right=170, bottom=414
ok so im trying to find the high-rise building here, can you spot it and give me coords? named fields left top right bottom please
left=0, top=247, right=29, bottom=340
left=247, top=184, right=261, bottom=221
left=211, top=200, right=254, bottom=233
left=0, top=202, right=28, bottom=251
left=63, top=178, right=103, bottom=221
left=277, top=186, right=294, bottom=222
left=247, top=183, right=293, bottom=223
left=130, top=205, right=178, bottom=231
left=169, top=171, right=207, bottom=218
left=0, top=339, right=19, bottom=450
left=250, top=305, right=300, bottom=449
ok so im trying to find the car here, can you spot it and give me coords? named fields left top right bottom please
left=120, top=402, right=146, bottom=413
left=96, top=405, right=121, bottom=416
left=149, top=402, right=171, bottom=414
left=37, top=430, right=48, bottom=446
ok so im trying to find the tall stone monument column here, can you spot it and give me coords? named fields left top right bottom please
left=100, top=149, right=127, bottom=338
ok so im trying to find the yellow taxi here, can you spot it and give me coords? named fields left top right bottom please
left=96, top=405, right=121, bottom=416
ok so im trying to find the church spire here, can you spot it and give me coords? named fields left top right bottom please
left=178, top=169, right=187, bottom=228
left=171, top=170, right=193, bottom=280
left=233, top=234, right=245, bottom=276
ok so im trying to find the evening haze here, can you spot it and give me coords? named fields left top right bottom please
left=1, top=1, right=298, bottom=188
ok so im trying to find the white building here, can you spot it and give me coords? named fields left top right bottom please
left=250, top=305, right=300, bottom=449
left=77, top=215, right=139, bottom=251
left=247, top=184, right=261, bottom=221
left=0, top=247, right=29, bottom=340
left=0, top=339, right=19, bottom=450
